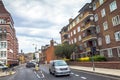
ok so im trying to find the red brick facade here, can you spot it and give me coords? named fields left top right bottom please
left=60, top=0, right=120, bottom=61
left=0, top=1, right=18, bottom=66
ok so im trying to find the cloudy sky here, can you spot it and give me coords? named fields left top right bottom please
left=3, top=0, right=91, bottom=53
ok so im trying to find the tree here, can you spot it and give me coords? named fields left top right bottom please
left=54, top=43, right=77, bottom=59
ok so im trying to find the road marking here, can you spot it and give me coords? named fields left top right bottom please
left=73, top=69, right=120, bottom=80
left=71, top=72, right=74, bottom=74
left=81, top=77, right=87, bottom=79
left=75, top=74, right=79, bottom=76
left=36, top=74, right=41, bottom=78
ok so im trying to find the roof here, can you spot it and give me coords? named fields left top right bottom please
left=0, top=0, right=10, bottom=15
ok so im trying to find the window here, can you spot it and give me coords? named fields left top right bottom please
left=94, top=14, right=98, bottom=22
left=99, top=0, right=104, bottom=5
left=105, top=35, right=111, bottom=44
left=0, top=42, right=7, bottom=49
left=109, top=0, right=117, bottom=12
left=98, top=37, right=102, bottom=46
left=76, top=17, right=80, bottom=23
left=84, top=42, right=87, bottom=48
left=101, top=8, right=106, bottom=17
left=114, top=31, right=120, bottom=41
left=73, top=22, right=75, bottom=27
left=96, top=25, right=100, bottom=33
left=112, top=15, right=120, bottom=26
left=79, top=35, right=81, bottom=41
left=71, top=32, right=73, bottom=36
left=103, top=21, right=108, bottom=30
left=77, top=26, right=80, bottom=32
left=108, top=49, right=113, bottom=57
left=100, top=50, right=104, bottom=56
left=74, top=38, right=77, bottom=43
left=93, top=2, right=96, bottom=10
left=71, top=40, right=73, bottom=44
left=117, top=47, right=120, bottom=57
left=0, top=51, right=6, bottom=57
left=73, top=30, right=76, bottom=35
left=0, top=19, right=6, bottom=24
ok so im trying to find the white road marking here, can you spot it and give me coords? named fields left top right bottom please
left=75, top=74, right=79, bottom=76
left=36, top=74, right=41, bottom=78
left=71, top=72, right=74, bottom=74
left=81, top=76, right=87, bottom=79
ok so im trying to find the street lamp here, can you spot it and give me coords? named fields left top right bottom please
left=90, top=16, right=96, bottom=71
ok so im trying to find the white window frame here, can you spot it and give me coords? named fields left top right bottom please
left=114, top=31, right=120, bottom=41
left=93, top=2, right=96, bottom=10
left=107, top=48, right=113, bottom=57
left=73, top=30, right=76, bottom=35
left=96, top=25, right=100, bottom=33
left=94, top=14, right=98, bottom=22
left=99, top=0, right=104, bottom=5
left=103, top=21, right=108, bottom=30
left=74, top=38, right=77, bottom=43
left=79, top=35, right=81, bottom=41
left=117, top=47, right=120, bottom=57
left=0, top=41, right=7, bottom=49
left=101, top=8, right=106, bottom=17
left=77, top=26, right=80, bottom=32
left=112, top=15, right=120, bottom=26
left=105, top=35, right=111, bottom=44
left=109, top=0, right=117, bottom=12
left=100, top=50, right=104, bottom=56
left=98, top=37, right=102, bottom=46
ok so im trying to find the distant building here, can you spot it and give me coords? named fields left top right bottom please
left=41, top=39, right=56, bottom=63
left=18, top=53, right=26, bottom=64
left=60, top=0, right=120, bottom=61
left=0, top=0, right=19, bottom=66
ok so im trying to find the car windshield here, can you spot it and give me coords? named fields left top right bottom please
left=54, top=61, right=67, bottom=66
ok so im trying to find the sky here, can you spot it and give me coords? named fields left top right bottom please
left=3, top=0, right=91, bottom=53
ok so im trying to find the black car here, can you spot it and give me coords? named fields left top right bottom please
left=26, top=62, right=35, bottom=68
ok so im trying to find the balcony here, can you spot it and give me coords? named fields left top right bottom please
left=62, top=32, right=68, bottom=36
left=86, top=47, right=91, bottom=52
left=82, top=34, right=97, bottom=42
left=62, top=39, right=69, bottom=43
left=85, top=47, right=99, bottom=52
left=80, top=12, right=93, bottom=22
left=81, top=22, right=95, bottom=32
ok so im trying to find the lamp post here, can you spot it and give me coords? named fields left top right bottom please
left=90, top=16, right=95, bottom=71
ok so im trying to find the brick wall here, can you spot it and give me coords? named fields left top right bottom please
left=67, top=61, right=120, bottom=69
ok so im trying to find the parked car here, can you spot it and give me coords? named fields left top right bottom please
left=49, top=60, right=71, bottom=76
left=26, top=62, right=35, bottom=68
left=0, top=63, right=8, bottom=71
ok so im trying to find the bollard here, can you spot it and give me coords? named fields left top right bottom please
left=35, top=64, right=39, bottom=71
left=9, top=70, right=12, bottom=75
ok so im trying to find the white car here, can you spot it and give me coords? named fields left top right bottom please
left=49, top=60, right=71, bottom=76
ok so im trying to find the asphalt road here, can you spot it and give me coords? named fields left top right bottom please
left=0, top=64, right=119, bottom=80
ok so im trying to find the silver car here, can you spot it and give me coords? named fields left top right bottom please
left=49, top=60, right=71, bottom=76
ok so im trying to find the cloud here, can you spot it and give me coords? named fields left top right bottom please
left=3, top=0, right=91, bottom=53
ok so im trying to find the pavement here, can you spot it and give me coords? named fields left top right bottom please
left=70, top=66, right=120, bottom=77
left=0, top=70, right=15, bottom=77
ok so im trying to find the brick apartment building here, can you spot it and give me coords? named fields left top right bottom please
left=0, top=0, right=19, bottom=66
left=60, top=0, right=120, bottom=61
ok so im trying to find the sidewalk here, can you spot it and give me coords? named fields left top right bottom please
left=0, top=71, right=15, bottom=77
left=70, top=66, right=120, bottom=77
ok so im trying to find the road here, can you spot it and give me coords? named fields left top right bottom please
left=0, top=64, right=119, bottom=80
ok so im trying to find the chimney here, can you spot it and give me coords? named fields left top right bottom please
left=50, top=39, right=54, bottom=46
left=69, top=18, right=73, bottom=23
